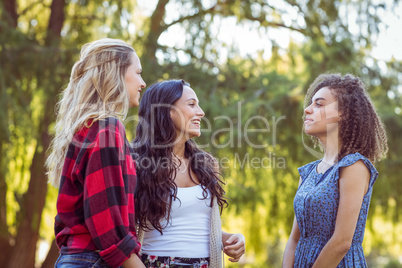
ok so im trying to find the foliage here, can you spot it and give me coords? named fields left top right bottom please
left=0, top=0, right=401, bottom=267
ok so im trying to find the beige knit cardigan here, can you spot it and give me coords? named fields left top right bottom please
left=137, top=197, right=223, bottom=268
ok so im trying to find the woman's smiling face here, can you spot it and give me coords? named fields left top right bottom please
left=170, top=85, right=205, bottom=140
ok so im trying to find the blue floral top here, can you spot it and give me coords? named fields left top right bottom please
left=293, top=153, right=378, bottom=268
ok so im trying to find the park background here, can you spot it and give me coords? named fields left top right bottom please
left=1, top=0, right=402, bottom=267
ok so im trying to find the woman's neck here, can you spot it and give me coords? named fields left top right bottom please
left=320, top=136, right=341, bottom=165
left=173, top=141, right=186, bottom=159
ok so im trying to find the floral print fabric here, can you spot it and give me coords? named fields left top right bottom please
left=293, top=153, right=378, bottom=268
left=141, top=254, right=209, bottom=268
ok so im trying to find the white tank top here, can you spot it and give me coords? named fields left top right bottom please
left=141, top=185, right=212, bottom=258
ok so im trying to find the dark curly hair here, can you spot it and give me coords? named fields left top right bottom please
left=133, top=79, right=228, bottom=234
left=304, top=73, right=388, bottom=163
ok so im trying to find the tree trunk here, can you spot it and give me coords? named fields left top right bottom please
left=41, top=239, right=59, bottom=268
left=45, top=0, right=66, bottom=46
left=7, top=113, right=52, bottom=267
left=6, top=0, right=66, bottom=265
left=0, top=143, right=7, bottom=231
left=0, top=142, right=11, bottom=266
left=0, top=27, right=11, bottom=267
left=143, top=0, right=170, bottom=61
left=2, top=0, right=18, bottom=28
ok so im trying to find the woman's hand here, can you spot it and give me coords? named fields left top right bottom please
left=223, top=232, right=246, bottom=262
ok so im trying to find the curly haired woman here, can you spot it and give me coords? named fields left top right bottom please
left=47, top=38, right=146, bottom=267
left=133, top=80, right=245, bottom=268
left=282, top=73, right=388, bottom=268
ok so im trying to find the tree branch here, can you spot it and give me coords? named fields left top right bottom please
left=265, top=21, right=306, bottom=35
left=162, top=4, right=218, bottom=31
left=162, top=3, right=305, bottom=36
left=240, top=12, right=307, bottom=35
left=20, top=0, right=48, bottom=16
left=150, top=0, right=170, bottom=33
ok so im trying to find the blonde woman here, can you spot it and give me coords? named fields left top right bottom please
left=46, top=38, right=146, bottom=268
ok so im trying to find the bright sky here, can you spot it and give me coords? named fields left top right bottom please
left=136, top=0, right=402, bottom=62
left=370, top=3, right=402, bottom=61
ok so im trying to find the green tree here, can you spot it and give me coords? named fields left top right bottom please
left=0, top=0, right=401, bottom=267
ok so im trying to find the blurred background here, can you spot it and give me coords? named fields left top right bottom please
left=1, top=0, right=401, bottom=267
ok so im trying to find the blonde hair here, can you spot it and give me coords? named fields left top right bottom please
left=46, top=38, right=136, bottom=187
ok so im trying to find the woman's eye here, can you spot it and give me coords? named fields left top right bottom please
left=315, top=103, right=322, bottom=107
left=189, top=103, right=195, bottom=107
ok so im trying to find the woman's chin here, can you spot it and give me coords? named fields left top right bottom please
left=304, top=128, right=316, bottom=137
left=188, top=130, right=201, bottom=138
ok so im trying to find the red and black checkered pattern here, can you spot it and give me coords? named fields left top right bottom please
left=55, top=117, right=140, bottom=267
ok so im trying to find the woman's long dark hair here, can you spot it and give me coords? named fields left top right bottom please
left=133, top=79, right=227, bottom=234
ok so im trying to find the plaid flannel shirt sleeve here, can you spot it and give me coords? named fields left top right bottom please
left=80, top=119, right=140, bottom=267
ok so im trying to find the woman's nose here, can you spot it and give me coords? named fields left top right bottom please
left=198, top=107, right=205, bottom=117
left=304, top=104, right=312, bottom=115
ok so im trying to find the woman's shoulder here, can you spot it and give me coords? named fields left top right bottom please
left=337, top=152, right=379, bottom=186
left=297, top=159, right=320, bottom=181
left=338, top=152, right=375, bottom=170
left=88, top=117, right=125, bottom=134
left=79, top=117, right=127, bottom=147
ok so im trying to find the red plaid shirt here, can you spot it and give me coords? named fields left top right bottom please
left=54, top=117, right=140, bottom=267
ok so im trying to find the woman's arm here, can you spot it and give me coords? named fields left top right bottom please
left=122, top=254, right=146, bottom=268
left=82, top=119, right=142, bottom=267
left=282, top=176, right=302, bottom=268
left=312, top=160, right=370, bottom=268
left=222, top=231, right=246, bottom=262
left=282, top=216, right=300, bottom=268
